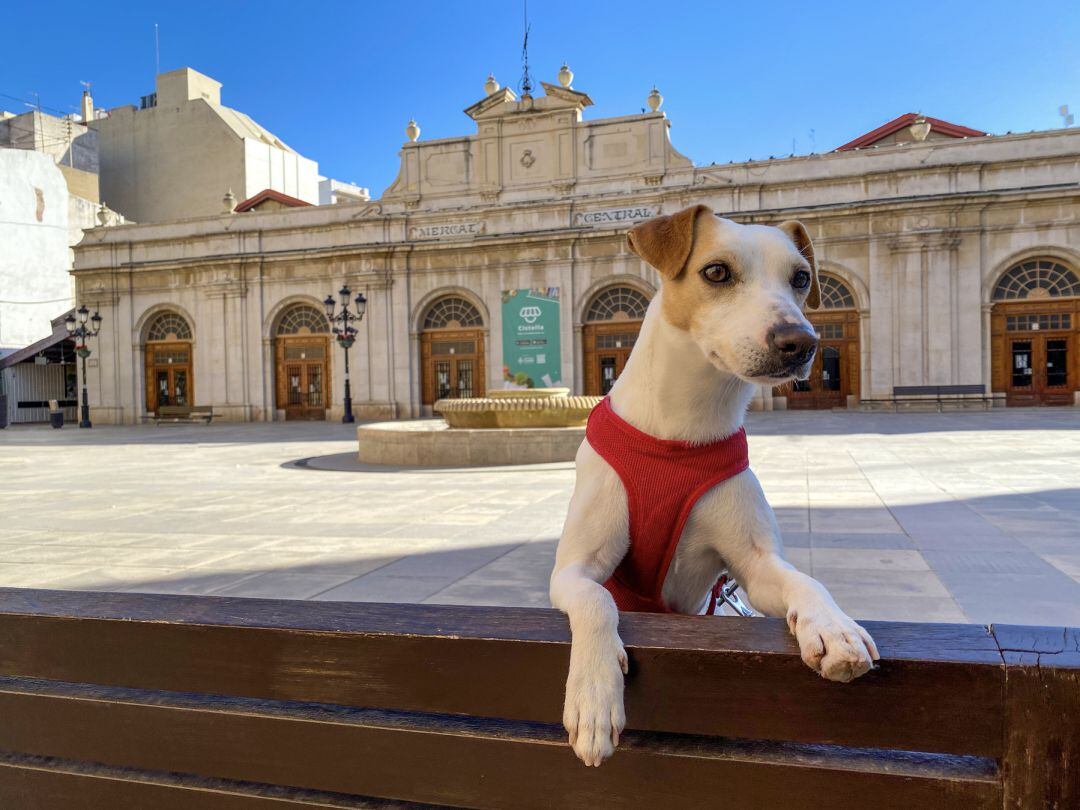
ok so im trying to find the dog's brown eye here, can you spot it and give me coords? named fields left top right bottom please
left=791, top=269, right=811, bottom=290
left=701, top=263, right=732, bottom=284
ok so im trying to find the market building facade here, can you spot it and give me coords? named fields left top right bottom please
left=71, top=73, right=1080, bottom=424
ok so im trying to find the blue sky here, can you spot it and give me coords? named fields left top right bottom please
left=4, top=1, right=1078, bottom=196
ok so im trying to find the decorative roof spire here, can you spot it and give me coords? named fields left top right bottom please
left=518, top=1, right=533, bottom=99
left=484, top=74, right=500, bottom=96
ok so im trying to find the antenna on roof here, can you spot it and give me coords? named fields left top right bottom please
left=518, top=1, right=533, bottom=100
left=154, top=23, right=161, bottom=76
left=1060, top=105, right=1074, bottom=128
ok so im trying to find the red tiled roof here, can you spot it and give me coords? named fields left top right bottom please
left=835, top=113, right=987, bottom=151
left=234, top=189, right=313, bottom=212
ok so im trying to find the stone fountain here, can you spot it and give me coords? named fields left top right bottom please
left=357, top=388, right=601, bottom=467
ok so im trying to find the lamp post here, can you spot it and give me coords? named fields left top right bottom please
left=323, top=285, right=367, bottom=424
left=64, top=305, right=102, bottom=429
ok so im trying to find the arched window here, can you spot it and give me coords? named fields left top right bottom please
left=585, top=286, right=650, bottom=322
left=992, top=259, right=1080, bottom=301
left=146, top=311, right=192, bottom=341
left=276, top=304, right=330, bottom=335
left=422, top=296, right=483, bottom=330
left=818, top=275, right=856, bottom=309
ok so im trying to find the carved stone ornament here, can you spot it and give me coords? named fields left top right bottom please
left=520, top=150, right=536, bottom=169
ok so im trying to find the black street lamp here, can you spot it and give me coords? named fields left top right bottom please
left=323, top=285, right=367, bottom=424
left=64, top=305, right=102, bottom=429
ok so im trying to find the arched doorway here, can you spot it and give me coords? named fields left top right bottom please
left=144, top=311, right=194, bottom=415
left=990, top=258, right=1079, bottom=406
left=582, top=286, right=650, bottom=395
left=783, top=274, right=861, bottom=409
left=274, top=304, right=331, bottom=420
left=420, top=296, right=485, bottom=405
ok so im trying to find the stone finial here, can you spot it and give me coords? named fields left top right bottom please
left=405, top=119, right=420, bottom=143
left=647, top=86, right=663, bottom=113
left=484, top=74, right=500, bottom=95
left=97, top=202, right=110, bottom=226
left=557, top=63, right=573, bottom=88
left=222, top=188, right=237, bottom=213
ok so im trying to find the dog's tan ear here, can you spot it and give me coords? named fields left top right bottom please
left=627, top=204, right=713, bottom=280
left=778, top=220, right=820, bottom=309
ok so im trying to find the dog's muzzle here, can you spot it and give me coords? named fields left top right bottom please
left=768, top=324, right=818, bottom=370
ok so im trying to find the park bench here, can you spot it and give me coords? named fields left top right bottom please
left=0, top=587, right=1074, bottom=809
left=862, top=384, right=993, bottom=411
left=151, top=405, right=214, bottom=424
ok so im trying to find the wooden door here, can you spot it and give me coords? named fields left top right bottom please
left=782, top=312, right=859, bottom=410
left=1005, top=335, right=1072, bottom=406
left=992, top=302, right=1077, bottom=407
left=583, top=322, right=641, bottom=396
left=276, top=337, right=329, bottom=420
left=421, top=329, right=484, bottom=405
left=145, top=342, right=193, bottom=415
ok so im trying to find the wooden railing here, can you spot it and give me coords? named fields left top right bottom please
left=0, top=588, right=1075, bottom=809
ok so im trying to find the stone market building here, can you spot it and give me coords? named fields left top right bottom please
left=71, top=71, right=1080, bottom=423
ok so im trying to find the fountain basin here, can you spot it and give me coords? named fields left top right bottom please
left=357, top=420, right=585, bottom=467
left=435, top=389, right=601, bottom=429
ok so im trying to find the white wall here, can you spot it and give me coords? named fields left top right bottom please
left=0, top=151, right=71, bottom=352
left=243, top=140, right=319, bottom=204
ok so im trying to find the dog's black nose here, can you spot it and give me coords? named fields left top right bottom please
left=768, top=324, right=818, bottom=365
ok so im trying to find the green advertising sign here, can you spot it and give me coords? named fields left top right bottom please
left=500, top=287, right=562, bottom=388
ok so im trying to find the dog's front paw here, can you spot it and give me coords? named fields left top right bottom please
left=563, top=641, right=628, bottom=766
left=787, top=608, right=879, bottom=683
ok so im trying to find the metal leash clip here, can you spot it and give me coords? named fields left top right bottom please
left=710, top=574, right=758, bottom=617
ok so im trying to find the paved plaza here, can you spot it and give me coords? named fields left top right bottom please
left=0, top=409, right=1078, bottom=627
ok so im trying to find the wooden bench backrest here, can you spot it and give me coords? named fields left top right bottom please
left=157, top=405, right=193, bottom=416
left=893, top=384, right=986, bottom=396
left=0, top=588, right=1074, bottom=809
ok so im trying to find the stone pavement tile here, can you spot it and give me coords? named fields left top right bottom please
left=809, top=507, right=902, bottom=533
left=784, top=548, right=811, bottom=575
left=978, top=513, right=1080, bottom=537
left=810, top=533, right=913, bottom=549
left=119, top=570, right=265, bottom=596
left=0, top=545, right=106, bottom=565
left=426, top=541, right=556, bottom=608
left=887, top=503, right=996, bottom=535
left=32, top=566, right=184, bottom=591
left=194, top=551, right=399, bottom=578
left=429, top=584, right=551, bottom=609
left=1011, top=534, right=1079, bottom=555
left=780, top=532, right=811, bottom=548
left=928, top=570, right=1080, bottom=627
left=774, top=511, right=809, bottom=532
left=212, top=572, right=361, bottom=600
left=811, top=549, right=929, bottom=572
left=0, top=530, right=37, bottom=545
left=1042, top=554, right=1080, bottom=581
left=311, top=573, right=452, bottom=604
left=37, top=531, right=145, bottom=548
left=0, top=563, right=105, bottom=588
left=378, top=523, right=475, bottom=541
left=93, top=548, right=248, bottom=569
left=834, top=596, right=967, bottom=624
left=812, top=568, right=952, bottom=600
left=1029, top=490, right=1080, bottom=513
left=368, top=543, right=521, bottom=579
left=920, top=550, right=1062, bottom=575
left=907, top=533, right=1023, bottom=551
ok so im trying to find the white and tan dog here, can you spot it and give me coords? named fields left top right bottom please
left=550, top=204, right=879, bottom=767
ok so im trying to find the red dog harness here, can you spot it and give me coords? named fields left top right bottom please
left=586, top=397, right=750, bottom=614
